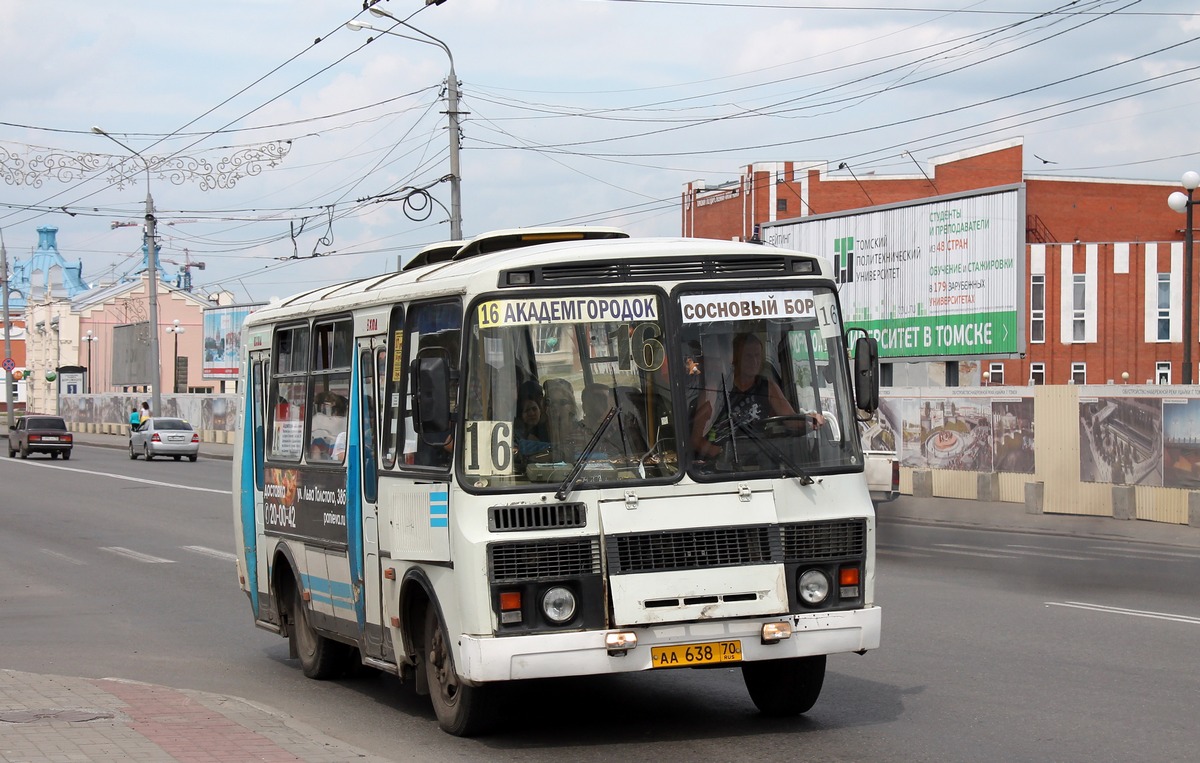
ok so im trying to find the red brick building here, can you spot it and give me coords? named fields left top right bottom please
left=681, top=138, right=1195, bottom=386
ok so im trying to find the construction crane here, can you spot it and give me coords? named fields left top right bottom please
left=160, top=249, right=206, bottom=292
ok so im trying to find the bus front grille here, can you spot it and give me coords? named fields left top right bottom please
left=607, top=526, right=775, bottom=574
left=488, top=538, right=601, bottom=582
left=780, top=520, right=866, bottom=561
left=489, top=502, right=587, bottom=532
left=607, top=519, right=866, bottom=574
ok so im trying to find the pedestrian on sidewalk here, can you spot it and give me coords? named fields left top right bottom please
left=129, top=406, right=141, bottom=432
left=139, top=401, right=151, bottom=424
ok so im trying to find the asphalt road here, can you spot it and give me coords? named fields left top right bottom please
left=2, top=442, right=1197, bottom=761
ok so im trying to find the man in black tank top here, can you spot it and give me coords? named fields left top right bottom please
left=693, top=332, right=825, bottom=461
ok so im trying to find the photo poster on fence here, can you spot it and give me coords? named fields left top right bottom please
left=1163, top=398, right=1200, bottom=489
left=1078, top=396, right=1169, bottom=487
left=877, top=393, right=1035, bottom=474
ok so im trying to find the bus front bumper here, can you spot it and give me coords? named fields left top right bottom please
left=456, top=605, right=881, bottom=683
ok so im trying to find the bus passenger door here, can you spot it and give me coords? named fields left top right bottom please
left=239, top=351, right=271, bottom=623
left=356, top=339, right=386, bottom=659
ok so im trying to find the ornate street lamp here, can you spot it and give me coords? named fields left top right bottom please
left=166, top=319, right=186, bottom=393
left=82, top=330, right=99, bottom=394
left=1168, top=170, right=1199, bottom=384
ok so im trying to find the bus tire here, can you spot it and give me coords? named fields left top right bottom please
left=425, top=606, right=492, bottom=736
left=291, top=587, right=349, bottom=680
left=742, top=654, right=826, bottom=717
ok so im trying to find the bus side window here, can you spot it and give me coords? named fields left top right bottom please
left=269, top=324, right=309, bottom=461
left=252, top=360, right=265, bottom=490
left=404, top=301, right=462, bottom=469
left=382, top=306, right=405, bottom=469
left=362, top=348, right=380, bottom=503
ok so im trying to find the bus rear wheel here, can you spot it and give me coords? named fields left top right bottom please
left=424, top=606, right=492, bottom=736
left=290, top=587, right=350, bottom=679
left=742, top=654, right=826, bottom=716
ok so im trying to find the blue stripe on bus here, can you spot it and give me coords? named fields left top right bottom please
left=239, top=376, right=260, bottom=617
left=431, top=489, right=448, bottom=526
left=345, top=349, right=366, bottom=633
left=301, top=573, right=355, bottom=609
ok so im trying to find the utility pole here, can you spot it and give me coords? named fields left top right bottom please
left=361, top=6, right=463, bottom=239
left=93, top=127, right=163, bottom=415
left=1, top=230, right=14, bottom=429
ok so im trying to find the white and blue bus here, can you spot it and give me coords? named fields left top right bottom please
left=233, top=228, right=881, bottom=735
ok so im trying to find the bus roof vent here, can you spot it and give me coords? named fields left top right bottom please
left=401, top=240, right=462, bottom=272
left=456, top=227, right=626, bottom=261
left=402, top=228, right=628, bottom=272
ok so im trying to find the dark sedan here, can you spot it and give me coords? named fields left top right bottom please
left=8, top=415, right=73, bottom=460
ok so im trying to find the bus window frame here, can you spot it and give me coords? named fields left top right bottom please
left=399, top=298, right=462, bottom=473
left=305, top=315, right=353, bottom=467
left=267, top=322, right=310, bottom=463
left=381, top=305, right=406, bottom=470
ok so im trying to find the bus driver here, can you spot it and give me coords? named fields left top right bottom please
left=693, top=332, right=825, bottom=460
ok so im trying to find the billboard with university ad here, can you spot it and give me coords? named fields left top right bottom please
left=762, top=185, right=1025, bottom=360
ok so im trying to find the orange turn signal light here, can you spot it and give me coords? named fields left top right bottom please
left=840, top=567, right=860, bottom=586
left=499, top=591, right=522, bottom=611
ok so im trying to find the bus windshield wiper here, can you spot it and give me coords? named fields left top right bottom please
left=555, top=406, right=618, bottom=501
left=727, top=415, right=815, bottom=486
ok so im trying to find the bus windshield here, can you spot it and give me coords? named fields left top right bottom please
left=461, top=292, right=679, bottom=490
left=679, top=286, right=862, bottom=479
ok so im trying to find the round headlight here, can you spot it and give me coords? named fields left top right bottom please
left=542, top=586, right=577, bottom=624
left=798, top=569, right=830, bottom=605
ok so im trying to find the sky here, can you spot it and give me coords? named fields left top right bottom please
left=1, top=0, right=1198, bottom=305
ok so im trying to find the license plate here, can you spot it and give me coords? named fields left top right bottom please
left=651, top=640, right=742, bottom=668
left=169, top=435, right=184, bottom=441
left=42, top=436, right=59, bottom=441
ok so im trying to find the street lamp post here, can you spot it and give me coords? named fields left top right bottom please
left=349, top=8, right=462, bottom=239
left=82, top=330, right=98, bottom=394
left=166, top=319, right=186, bottom=393
left=1168, top=170, right=1199, bottom=385
left=91, top=126, right=162, bottom=415
left=1, top=230, right=14, bottom=428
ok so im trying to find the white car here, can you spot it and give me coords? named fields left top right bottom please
left=130, top=417, right=200, bottom=462
left=864, top=448, right=899, bottom=504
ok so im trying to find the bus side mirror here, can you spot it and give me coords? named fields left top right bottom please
left=413, top=352, right=453, bottom=434
left=852, top=335, right=880, bottom=413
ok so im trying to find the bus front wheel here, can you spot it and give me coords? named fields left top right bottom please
left=742, top=654, right=826, bottom=716
left=290, top=587, right=349, bottom=679
left=424, top=606, right=492, bottom=736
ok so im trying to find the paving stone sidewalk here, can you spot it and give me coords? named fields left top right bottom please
left=0, top=669, right=390, bottom=763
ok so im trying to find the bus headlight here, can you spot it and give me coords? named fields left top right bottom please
left=541, top=586, right=577, bottom=624
left=798, top=569, right=830, bottom=606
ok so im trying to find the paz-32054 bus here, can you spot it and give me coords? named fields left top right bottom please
left=233, top=228, right=881, bottom=735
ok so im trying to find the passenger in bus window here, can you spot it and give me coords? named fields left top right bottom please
left=310, top=392, right=346, bottom=461
left=513, top=397, right=550, bottom=458
left=581, top=384, right=634, bottom=457
left=693, top=332, right=825, bottom=461
left=543, top=379, right=583, bottom=460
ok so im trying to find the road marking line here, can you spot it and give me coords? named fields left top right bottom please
left=40, top=548, right=86, bottom=565
left=1002, top=544, right=1097, bottom=561
left=101, top=547, right=176, bottom=564
left=1087, top=545, right=1200, bottom=559
left=0, top=459, right=231, bottom=495
left=1045, top=601, right=1200, bottom=626
left=877, top=548, right=933, bottom=558
left=930, top=544, right=1014, bottom=559
left=181, top=545, right=236, bottom=562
